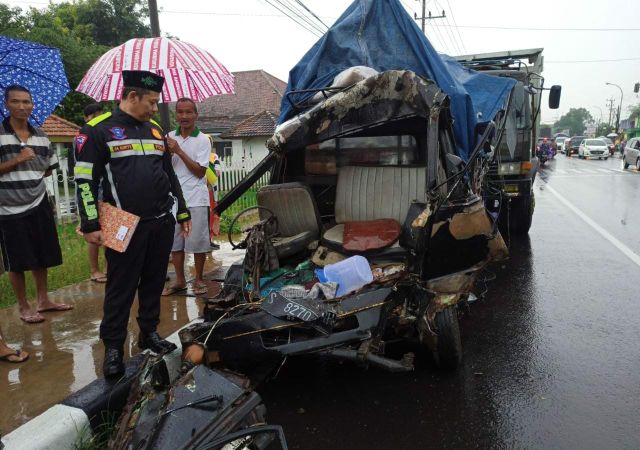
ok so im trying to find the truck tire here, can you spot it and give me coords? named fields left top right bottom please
left=500, top=192, right=535, bottom=235
left=432, top=306, right=462, bottom=370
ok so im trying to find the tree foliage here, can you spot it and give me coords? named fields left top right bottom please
left=553, top=108, right=593, bottom=136
left=0, top=0, right=151, bottom=124
left=596, top=123, right=614, bottom=137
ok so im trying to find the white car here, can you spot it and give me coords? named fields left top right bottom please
left=622, top=137, right=640, bottom=170
left=578, top=139, right=608, bottom=160
left=555, top=136, right=568, bottom=152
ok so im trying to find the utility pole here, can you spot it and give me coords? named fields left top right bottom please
left=414, top=0, right=446, bottom=33
left=606, top=98, right=615, bottom=128
left=147, top=0, right=171, bottom=131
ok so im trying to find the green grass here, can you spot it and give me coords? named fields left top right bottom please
left=219, top=190, right=258, bottom=235
left=0, top=222, right=96, bottom=309
left=0, top=189, right=259, bottom=309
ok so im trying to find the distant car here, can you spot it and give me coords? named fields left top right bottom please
left=578, top=139, right=608, bottom=160
left=566, top=136, right=587, bottom=156
left=555, top=136, right=568, bottom=152
left=622, top=137, right=640, bottom=170
left=597, top=136, right=616, bottom=155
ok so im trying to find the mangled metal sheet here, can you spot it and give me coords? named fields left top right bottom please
left=268, top=70, right=449, bottom=153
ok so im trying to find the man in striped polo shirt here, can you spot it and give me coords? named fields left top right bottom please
left=0, top=85, right=73, bottom=323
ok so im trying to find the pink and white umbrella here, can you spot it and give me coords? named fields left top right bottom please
left=77, top=37, right=234, bottom=102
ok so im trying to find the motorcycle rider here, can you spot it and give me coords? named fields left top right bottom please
left=538, top=137, right=552, bottom=162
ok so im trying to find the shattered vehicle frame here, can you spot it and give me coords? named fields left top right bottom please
left=183, top=70, right=509, bottom=373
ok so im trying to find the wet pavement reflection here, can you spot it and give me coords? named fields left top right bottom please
left=0, top=243, right=242, bottom=435
left=3, top=159, right=640, bottom=448
left=258, top=157, right=640, bottom=450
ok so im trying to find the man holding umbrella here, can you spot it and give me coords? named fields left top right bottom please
left=75, top=70, right=191, bottom=377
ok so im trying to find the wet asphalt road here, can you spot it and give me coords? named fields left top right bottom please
left=258, top=155, right=640, bottom=450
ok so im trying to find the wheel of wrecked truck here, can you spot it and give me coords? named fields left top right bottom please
left=432, top=305, right=462, bottom=370
left=503, top=193, right=534, bottom=236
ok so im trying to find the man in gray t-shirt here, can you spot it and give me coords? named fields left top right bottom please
left=0, top=85, right=73, bottom=323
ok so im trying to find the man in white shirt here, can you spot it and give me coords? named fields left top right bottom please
left=162, top=98, right=211, bottom=296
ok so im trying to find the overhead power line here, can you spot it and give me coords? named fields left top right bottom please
left=271, top=0, right=326, bottom=35
left=444, top=0, right=467, bottom=53
left=546, top=57, right=640, bottom=63
left=260, top=0, right=322, bottom=38
left=293, top=0, right=329, bottom=30
left=440, top=24, right=640, bottom=32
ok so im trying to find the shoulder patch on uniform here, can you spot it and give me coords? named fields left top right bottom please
left=151, top=128, right=163, bottom=140
left=87, top=111, right=112, bottom=127
left=75, top=134, right=88, bottom=154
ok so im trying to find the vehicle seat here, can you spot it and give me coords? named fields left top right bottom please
left=257, top=182, right=322, bottom=259
left=322, top=166, right=427, bottom=258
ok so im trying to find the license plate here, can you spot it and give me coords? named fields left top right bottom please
left=262, top=292, right=321, bottom=322
left=503, top=184, right=519, bottom=193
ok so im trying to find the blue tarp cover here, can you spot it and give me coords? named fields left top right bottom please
left=278, top=0, right=516, bottom=160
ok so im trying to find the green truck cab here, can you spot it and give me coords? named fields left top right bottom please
left=455, top=49, right=561, bottom=235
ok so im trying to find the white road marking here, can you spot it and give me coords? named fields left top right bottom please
left=545, top=183, right=640, bottom=268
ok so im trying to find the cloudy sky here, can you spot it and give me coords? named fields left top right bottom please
left=6, top=0, right=640, bottom=123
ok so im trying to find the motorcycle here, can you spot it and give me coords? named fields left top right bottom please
left=537, top=144, right=552, bottom=165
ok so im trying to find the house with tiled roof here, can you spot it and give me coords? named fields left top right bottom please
left=220, top=111, right=279, bottom=162
left=197, top=70, right=287, bottom=164
left=42, top=114, right=80, bottom=145
left=41, top=114, right=80, bottom=220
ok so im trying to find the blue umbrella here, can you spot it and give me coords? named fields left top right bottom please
left=0, top=35, right=70, bottom=125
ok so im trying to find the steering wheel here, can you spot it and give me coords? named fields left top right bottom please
left=228, top=206, right=278, bottom=250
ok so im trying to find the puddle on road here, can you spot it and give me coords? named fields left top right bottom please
left=0, top=245, right=242, bottom=435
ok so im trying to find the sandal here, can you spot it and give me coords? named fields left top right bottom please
left=37, top=303, right=73, bottom=313
left=90, top=275, right=107, bottom=283
left=0, top=349, right=29, bottom=363
left=191, top=282, right=208, bottom=296
left=20, top=314, right=45, bottom=324
left=161, top=285, right=187, bottom=296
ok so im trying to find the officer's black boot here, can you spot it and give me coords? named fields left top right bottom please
left=103, top=347, right=124, bottom=378
left=138, top=331, right=177, bottom=354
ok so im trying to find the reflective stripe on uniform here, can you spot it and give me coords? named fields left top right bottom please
left=86, top=112, right=112, bottom=127
left=73, top=161, right=94, bottom=180
left=107, top=139, right=165, bottom=154
left=110, top=149, right=165, bottom=158
left=104, top=163, right=122, bottom=208
left=177, top=212, right=189, bottom=221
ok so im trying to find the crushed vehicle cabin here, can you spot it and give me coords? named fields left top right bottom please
left=179, top=0, right=518, bottom=375
left=180, top=69, right=509, bottom=374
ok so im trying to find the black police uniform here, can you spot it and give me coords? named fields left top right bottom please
left=74, top=107, right=190, bottom=352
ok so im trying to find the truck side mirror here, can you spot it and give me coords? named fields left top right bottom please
left=548, top=85, right=561, bottom=109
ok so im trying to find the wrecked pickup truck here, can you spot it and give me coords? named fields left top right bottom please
left=180, top=70, right=508, bottom=374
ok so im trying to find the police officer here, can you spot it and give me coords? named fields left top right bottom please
left=75, top=70, right=192, bottom=377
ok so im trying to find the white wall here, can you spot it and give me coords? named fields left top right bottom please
left=228, top=136, right=270, bottom=167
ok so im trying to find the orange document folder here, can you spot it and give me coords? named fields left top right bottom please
left=98, top=202, right=140, bottom=252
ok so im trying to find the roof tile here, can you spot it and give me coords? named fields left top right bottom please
left=42, top=114, right=80, bottom=137
left=198, top=70, right=286, bottom=131
left=220, top=111, right=278, bottom=139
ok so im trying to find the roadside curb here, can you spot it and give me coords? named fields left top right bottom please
left=1, top=322, right=197, bottom=449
